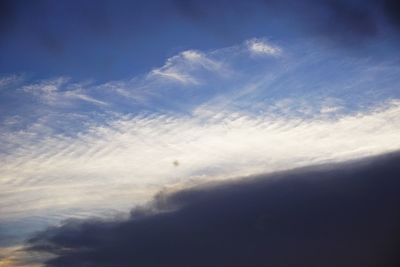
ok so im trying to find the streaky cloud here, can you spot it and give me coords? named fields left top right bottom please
left=1, top=100, right=400, bottom=230
left=148, top=49, right=226, bottom=85
left=21, top=78, right=108, bottom=107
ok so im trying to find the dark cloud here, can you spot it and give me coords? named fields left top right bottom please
left=28, top=151, right=400, bottom=267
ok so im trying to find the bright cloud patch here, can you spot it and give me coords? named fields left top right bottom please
left=22, top=78, right=108, bottom=107
left=1, top=101, right=400, bottom=225
left=246, top=38, right=281, bottom=56
left=148, top=49, right=224, bottom=85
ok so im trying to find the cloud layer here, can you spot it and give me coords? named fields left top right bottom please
left=26, top=151, right=400, bottom=267
left=2, top=100, right=400, bottom=221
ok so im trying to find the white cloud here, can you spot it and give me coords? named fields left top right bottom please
left=1, top=101, right=400, bottom=224
left=64, top=90, right=108, bottom=106
left=150, top=68, right=198, bottom=85
left=0, top=74, right=24, bottom=90
left=148, top=49, right=224, bottom=85
left=22, top=78, right=108, bottom=107
left=246, top=38, right=281, bottom=56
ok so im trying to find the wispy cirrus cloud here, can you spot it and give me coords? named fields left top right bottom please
left=246, top=38, right=281, bottom=56
left=148, top=49, right=226, bottom=85
left=0, top=74, right=24, bottom=90
left=21, top=78, right=108, bottom=107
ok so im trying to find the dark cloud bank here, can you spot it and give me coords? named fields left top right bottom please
left=28, top=151, right=400, bottom=267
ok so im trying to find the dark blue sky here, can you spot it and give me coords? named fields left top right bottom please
left=0, top=0, right=275, bottom=81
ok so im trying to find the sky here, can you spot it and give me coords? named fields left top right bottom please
left=1, top=0, right=400, bottom=266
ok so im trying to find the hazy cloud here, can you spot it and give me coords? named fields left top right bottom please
left=148, top=49, right=225, bottom=85
left=246, top=38, right=281, bottom=56
left=22, top=78, right=108, bottom=107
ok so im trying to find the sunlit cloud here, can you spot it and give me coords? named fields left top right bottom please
left=246, top=38, right=281, bottom=56
left=21, top=78, right=108, bottom=107
left=0, top=245, right=45, bottom=267
left=148, top=49, right=224, bottom=85
left=1, top=100, right=400, bottom=225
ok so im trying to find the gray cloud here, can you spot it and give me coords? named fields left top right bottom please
left=27, top=151, right=400, bottom=267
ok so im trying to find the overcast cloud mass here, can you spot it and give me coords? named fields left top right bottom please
left=26, top=151, right=400, bottom=267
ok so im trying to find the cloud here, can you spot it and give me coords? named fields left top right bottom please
left=22, top=78, right=108, bottom=107
left=1, top=100, right=400, bottom=226
left=0, top=74, right=24, bottom=90
left=148, top=49, right=225, bottom=85
left=0, top=245, right=46, bottom=267
left=26, top=151, right=400, bottom=267
left=246, top=38, right=281, bottom=56
left=150, top=68, right=197, bottom=84
left=62, top=90, right=108, bottom=106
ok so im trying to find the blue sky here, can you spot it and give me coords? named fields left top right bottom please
left=0, top=0, right=278, bottom=81
left=1, top=0, right=400, bottom=81
left=1, top=0, right=400, bottom=266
